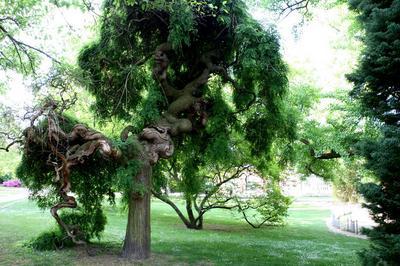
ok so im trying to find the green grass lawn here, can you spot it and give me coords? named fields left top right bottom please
left=0, top=188, right=368, bottom=266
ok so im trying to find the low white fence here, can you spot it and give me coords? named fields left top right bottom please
left=331, top=212, right=360, bottom=234
left=330, top=204, right=375, bottom=235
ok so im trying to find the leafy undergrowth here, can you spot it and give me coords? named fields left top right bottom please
left=0, top=188, right=367, bottom=265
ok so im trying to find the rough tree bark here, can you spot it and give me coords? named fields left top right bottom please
left=122, top=156, right=152, bottom=259
left=121, top=126, right=174, bottom=259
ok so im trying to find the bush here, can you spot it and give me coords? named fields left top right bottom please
left=26, top=229, right=73, bottom=251
left=237, top=185, right=292, bottom=228
left=0, top=173, right=13, bottom=184
left=27, top=209, right=107, bottom=251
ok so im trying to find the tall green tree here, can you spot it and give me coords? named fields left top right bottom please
left=16, top=0, right=290, bottom=260
left=289, top=87, right=378, bottom=202
left=347, top=0, right=400, bottom=264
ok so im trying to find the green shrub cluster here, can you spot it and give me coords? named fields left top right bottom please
left=27, top=208, right=107, bottom=250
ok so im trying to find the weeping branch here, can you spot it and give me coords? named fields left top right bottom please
left=0, top=123, right=23, bottom=152
left=198, top=164, right=249, bottom=211
left=0, top=139, right=23, bottom=152
left=238, top=203, right=274, bottom=229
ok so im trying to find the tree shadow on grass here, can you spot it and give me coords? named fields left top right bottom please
left=68, top=241, right=208, bottom=266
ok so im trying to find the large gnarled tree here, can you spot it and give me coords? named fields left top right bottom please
left=16, top=0, right=289, bottom=260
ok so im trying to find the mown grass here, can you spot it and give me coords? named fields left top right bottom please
left=0, top=188, right=367, bottom=265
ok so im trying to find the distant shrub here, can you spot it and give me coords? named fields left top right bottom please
left=0, top=173, right=13, bottom=184
left=236, top=185, right=292, bottom=228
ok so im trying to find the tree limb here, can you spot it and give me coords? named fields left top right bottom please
left=199, top=165, right=249, bottom=212
left=300, top=138, right=343, bottom=160
left=151, top=189, right=191, bottom=227
left=0, top=23, right=61, bottom=72
left=278, top=0, right=310, bottom=19
left=238, top=203, right=272, bottom=229
left=0, top=139, right=22, bottom=152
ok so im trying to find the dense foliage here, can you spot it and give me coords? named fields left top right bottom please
left=16, top=115, right=118, bottom=248
left=348, top=0, right=400, bottom=264
left=27, top=210, right=107, bottom=250
left=78, top=0, right=290, bottom=157
left=348, top=0, right=400, bottom=126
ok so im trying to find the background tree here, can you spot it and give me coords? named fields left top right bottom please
left=347, top=0, right=400, bottom=264
left=256, top=0, right=376, bottom=203
left=0, top=0, right=100, bottom=150
left=152, top=133, right=291, bottom=230
left=1, top=0, right=46, bottom=73
left=290, top=88, right=378, bottom=202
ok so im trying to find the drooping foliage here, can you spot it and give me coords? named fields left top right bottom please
left=16, top=114, right=118, bottom=248
left=348, top=0, right=400, bottom=264
left=78, top=0, right=289, bottom=159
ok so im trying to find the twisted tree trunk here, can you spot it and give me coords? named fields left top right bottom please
left=121, top=126, right=174, bottom=259
left=122, top=156, right=152, bottom=259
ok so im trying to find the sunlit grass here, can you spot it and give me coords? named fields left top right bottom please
left=0, top=188, right=367, bottom=265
